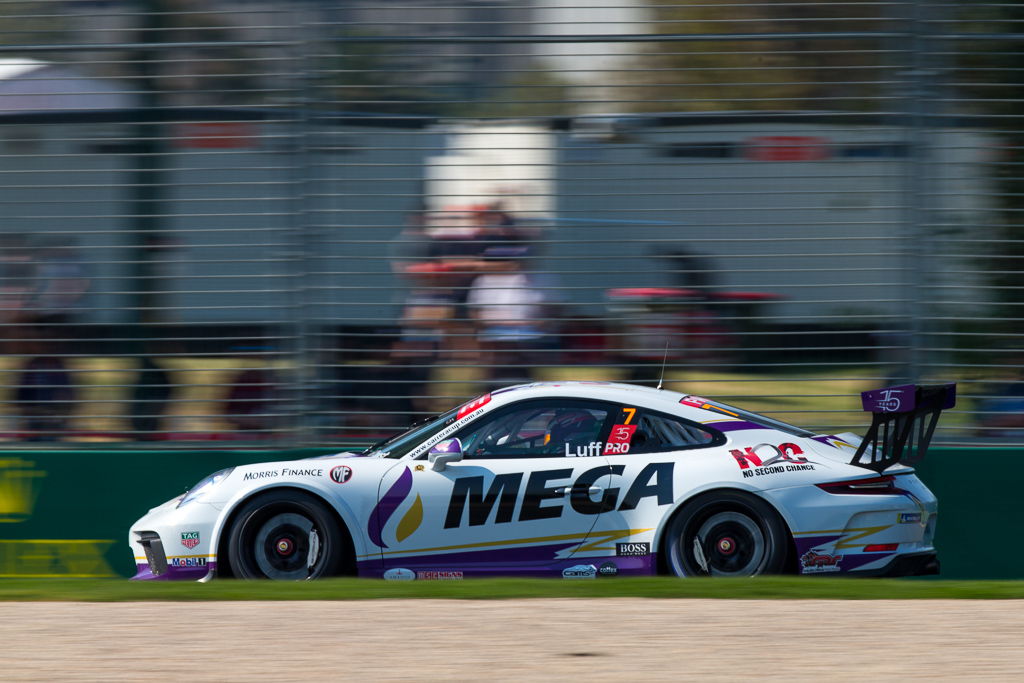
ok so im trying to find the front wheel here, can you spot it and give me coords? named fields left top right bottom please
left=227, top=490, right=346, bottom=580
left=664, top=491, right=789, bottom=577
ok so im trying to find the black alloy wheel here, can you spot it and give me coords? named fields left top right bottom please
left=227, top=490, right=345, bottom=580
left=664, top=491, right=789, bottom=577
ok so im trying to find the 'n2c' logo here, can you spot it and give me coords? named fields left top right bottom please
left=731, top=443, right=814, bottom=479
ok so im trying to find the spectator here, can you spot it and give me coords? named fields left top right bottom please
left=27, top=237, right=90, bottom=329
left=390, top=210, right=456, bottom=351
left=15, top=345, right=74, bottom=441
left=130, top=354, right=173, bottom=440
left=0, top=234, right=36, bottom=355
left=224, top=366, right=279, bottom=436
left=467, top=246, right=548, bottom=387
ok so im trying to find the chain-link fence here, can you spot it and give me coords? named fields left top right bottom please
left=0, top=0, right=1019, bottom=446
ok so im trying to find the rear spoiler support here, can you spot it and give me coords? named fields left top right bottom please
left=850, top=384, right=957, bottom=473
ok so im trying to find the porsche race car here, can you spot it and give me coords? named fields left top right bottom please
left=129, top=381, right=954, bottom=581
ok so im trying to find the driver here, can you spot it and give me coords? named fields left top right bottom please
left=545, top=410, right=600, bottom=455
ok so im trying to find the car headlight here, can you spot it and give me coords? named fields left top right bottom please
left=177, top=467, right=234, bottom=508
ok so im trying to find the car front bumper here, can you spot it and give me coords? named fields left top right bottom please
left=128, top=495, right=220, bottom=581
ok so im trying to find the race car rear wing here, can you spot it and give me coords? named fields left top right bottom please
left=850, top=383, right=957, bottom=473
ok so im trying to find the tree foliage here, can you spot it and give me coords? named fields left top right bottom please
left=619, top=0, right=895, bottom=113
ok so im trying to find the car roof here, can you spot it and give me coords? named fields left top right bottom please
left=488, top=381, right=704, bottom=418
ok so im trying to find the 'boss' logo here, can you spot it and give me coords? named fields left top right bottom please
left=616, top=542, right=650, bottom=556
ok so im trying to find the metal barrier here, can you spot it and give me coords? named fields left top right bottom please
left=0, top=2, right=1020, bottom=446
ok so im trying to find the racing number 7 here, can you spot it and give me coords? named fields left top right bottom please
left=621, top=407, right=636, bottom=425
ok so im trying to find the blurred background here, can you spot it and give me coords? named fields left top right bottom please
left=0, top=0, right=1019, bottom=448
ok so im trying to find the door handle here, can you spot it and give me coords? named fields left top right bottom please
left=555, top=486, right=604, bottom=496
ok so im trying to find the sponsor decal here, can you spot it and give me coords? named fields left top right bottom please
left=800, top=550, right=842, bottom=573
left=243, top=467, right=323, bottom=481
left=243, top=470, right=278, bottom=481
left=383, top=567, right=416, bottom=581
left=444, top=462, right=674, bottom=529
left=898, top=512, right=922, bottom=524
left=181, top=531, right=200, bottom=550
left=368, top=468, right=413, bottom=548
left=562, top=564, right=597, bottom=579
left=408, top=406, right=487, bottom=458
left=0, top=539, right=116, bottom=577
left=416, top=570, right=464, bottom=580
left=329, top=465, right=353, bottom=484
left=565, top=442, right=604, bottom=457
left=616, top=542, right=650, bottom=557
left=598, top=562, right=618, bottom=577
left=871, top=387, right=905, bottom=412
left=811, top=435, right=855, bottom=450
left=396, top=495, right=423, bottom=543
left=604, top=424, right=637, bottom=455
left=281, top=467, right=323, bottom=477
left=169, top=557, right=207, bottom=567
left=679, top=396, right=738, bottom=417
left=731, top=443, right=815, bottom=478
left=0, top=457, right=46, bottom=523
left=861, top=385, right=915, bottom=413
left=457, top=394, right=491, bottom=419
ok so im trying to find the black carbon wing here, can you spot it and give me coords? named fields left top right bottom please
left=850, top=384, right=957, bottom=473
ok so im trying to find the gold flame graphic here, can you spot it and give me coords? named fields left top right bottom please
left=395, top=494, right=423, bottom=542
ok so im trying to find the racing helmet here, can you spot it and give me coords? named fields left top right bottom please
left=546, top=409, right=599, bottom=446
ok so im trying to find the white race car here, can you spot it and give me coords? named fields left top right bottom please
left=129, top=381, right=955, bottom=581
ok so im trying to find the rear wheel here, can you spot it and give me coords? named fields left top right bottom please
left=664, top=491, right=789, bottom=577
left=227, top=490, right=345, bottom=580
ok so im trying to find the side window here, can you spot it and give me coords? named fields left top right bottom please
left=456, top=399, right=613, bottom=459
left=608, top=406, right=721, bottom=455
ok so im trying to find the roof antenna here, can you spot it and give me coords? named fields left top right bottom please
left=656, top=341, right=669, bottom=390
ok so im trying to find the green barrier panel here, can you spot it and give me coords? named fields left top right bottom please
left=0, top=449, right=337, bottom=578
left=912, top=449, right=1018, bottom=580
left=0, top=447, right=1016, bottom=580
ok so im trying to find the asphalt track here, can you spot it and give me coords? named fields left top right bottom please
left=2, top=599, right=1022, bottom=680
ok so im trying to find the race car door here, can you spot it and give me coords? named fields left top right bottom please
left=372, top=398, right=619, bottom=575
left=590, top=404, right=723, bottom=572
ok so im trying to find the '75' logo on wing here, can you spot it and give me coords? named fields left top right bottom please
left=873, top=388, right=903, bottom=412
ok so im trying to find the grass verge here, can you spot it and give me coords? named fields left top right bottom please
left=0, top=577, right=1021, bottom=601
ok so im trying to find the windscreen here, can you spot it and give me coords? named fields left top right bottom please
left=365, top=407, right=459, bottom=459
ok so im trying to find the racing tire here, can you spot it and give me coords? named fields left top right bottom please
left=664, top=491, right=789, bottom=577
left=227, top=490, right=346, bottom=580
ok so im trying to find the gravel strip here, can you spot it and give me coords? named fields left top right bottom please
left=2, top=599, right=1021, bottom=681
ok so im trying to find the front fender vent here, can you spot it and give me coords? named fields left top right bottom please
left=137, top=531, right=168, bottom=576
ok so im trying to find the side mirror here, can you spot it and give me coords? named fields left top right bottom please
left=428, top=438, right=463, bottom=471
